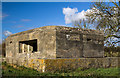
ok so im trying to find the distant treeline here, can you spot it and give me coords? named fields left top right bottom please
left=0, top=41, right=6, bottom=57
left=104, top=46, right=120, bottom=52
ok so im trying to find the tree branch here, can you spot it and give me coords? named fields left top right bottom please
left=112, top=41, right=120, bottom=44
left=105, top=35, right=120, bottom=38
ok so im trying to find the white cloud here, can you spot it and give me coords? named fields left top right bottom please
left=0, top=13, right=9, bottom=20
left=16, top=25, right=24, bottom=28
left=21, top=19, right=31, bottom=22
left=63, top=7, right=78, bottom=16
left=2, top=13, right=9, bottom=18
left=63, top=7, right=99, bottom=24
left=3, top=30, right=12, bottom=36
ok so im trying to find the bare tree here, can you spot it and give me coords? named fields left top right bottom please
left=75, top=1, right=120, bottom=46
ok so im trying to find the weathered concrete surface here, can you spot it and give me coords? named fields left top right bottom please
left=5, top=26, right=104, bottom=65
left=7, top=57, right=120, bottom=72
left=44, top=57, right=120, bottom=72
left=6, top=26, right=57, bottom=64
left=56, top=27, right=104, bottom=58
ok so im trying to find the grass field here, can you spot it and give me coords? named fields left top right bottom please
left=2, top=62, right=120, bottom=77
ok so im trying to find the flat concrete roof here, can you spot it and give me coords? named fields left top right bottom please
left=7, top=26, right=104, bottom=38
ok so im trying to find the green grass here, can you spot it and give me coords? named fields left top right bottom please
left=2, top=62, right=120, bottom=76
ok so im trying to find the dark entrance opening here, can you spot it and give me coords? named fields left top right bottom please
left=19, top=39, right=37, bottom=53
